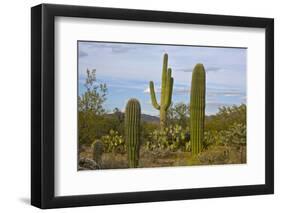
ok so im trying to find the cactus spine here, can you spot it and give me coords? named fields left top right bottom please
left=92, top=139, right=103, bottom=167
left=149, top=53, right=174, bottom=130
left=190, top=64, right=206, bottom=155
left=125, top=99, right=141, bottom=168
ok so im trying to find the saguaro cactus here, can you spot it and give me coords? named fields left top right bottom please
left=190, top=63, right=206, bottom=155
left=91, top=139, right=103, bottom=167
left=125, top=98, right=141, bottom=168
left=149, top=53, right=174, bottom=130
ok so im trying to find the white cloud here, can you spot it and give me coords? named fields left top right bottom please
left=143, top=86, right=188, bottom=94
left=143, top=87, right=150, bottom=93
left=143, top=86, right=161, bottom=93
left=207, top=90, right=244, bottom=97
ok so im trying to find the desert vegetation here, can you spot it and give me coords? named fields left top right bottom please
left=78, top=53, right=246, bottom=170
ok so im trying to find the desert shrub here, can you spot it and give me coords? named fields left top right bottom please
left=205, top=104, right=246, bottom=131
left=226, top=123, right=246, bottom=146
left=197, top=146, right=230, bottom=165
left=79, top=112, right=123, bottom=145
left=144, top=124, right=190, bottom=152
left=101, top=130, right=126, bottom=153
left=167, top=102, right=190, bottom=128
left=203, top=122, right=246, bottom=149
left=141, top=121, right=159, bottom=141
left=189, top=123, right=246, bottom=165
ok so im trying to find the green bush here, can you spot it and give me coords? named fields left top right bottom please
left=78, top=112, right=125, bottom=145
left=203, top=122, right=246, bottom=148
left=141, top=121, right=159, bottom=141
left=167, top=102, right=190, bottom=128
left=205, top=104, right=246, bottom=131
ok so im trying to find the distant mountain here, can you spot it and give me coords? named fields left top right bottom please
left=141, top=114, right=159, bottom=123
left=105, top=112, right=159, bottom=123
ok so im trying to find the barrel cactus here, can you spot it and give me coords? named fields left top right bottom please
left=149, top=53, right=174, bottom=130
left=125, top=98, right=141, bottom=168
left=190, top=64, right=206, bottom=155
left=91, top=139, right=103, bottom=167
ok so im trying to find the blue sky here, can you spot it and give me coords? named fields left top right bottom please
left=78, top=41, right=247, bottom=115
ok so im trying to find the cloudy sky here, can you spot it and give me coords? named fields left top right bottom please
left=78, top=41, right=247, bottom=115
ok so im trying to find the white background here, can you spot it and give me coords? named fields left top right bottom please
left=55, top=17, right=265, bottom=196
left=0, top=0, right=279, bottom=212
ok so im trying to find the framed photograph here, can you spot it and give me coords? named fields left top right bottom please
left=31, top=3, right=274, bottom=209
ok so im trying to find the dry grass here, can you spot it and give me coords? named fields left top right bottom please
left=79, top=144, right=246, bottom=170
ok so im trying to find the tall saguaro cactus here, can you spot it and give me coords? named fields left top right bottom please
left=125, top=98, right=141, bottom=168
left=149, top=53, right=174, bottom=130
left=190, top=63, right=206, bottom=156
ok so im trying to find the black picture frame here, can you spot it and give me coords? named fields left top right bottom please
left=31, top=3, right=274, bottom=209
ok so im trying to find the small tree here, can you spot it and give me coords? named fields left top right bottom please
left=167, top=102, right=190, bottom=127
left=78, top=69, right=108, bottom=145
left=78, top=69, right=107, bottom=115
